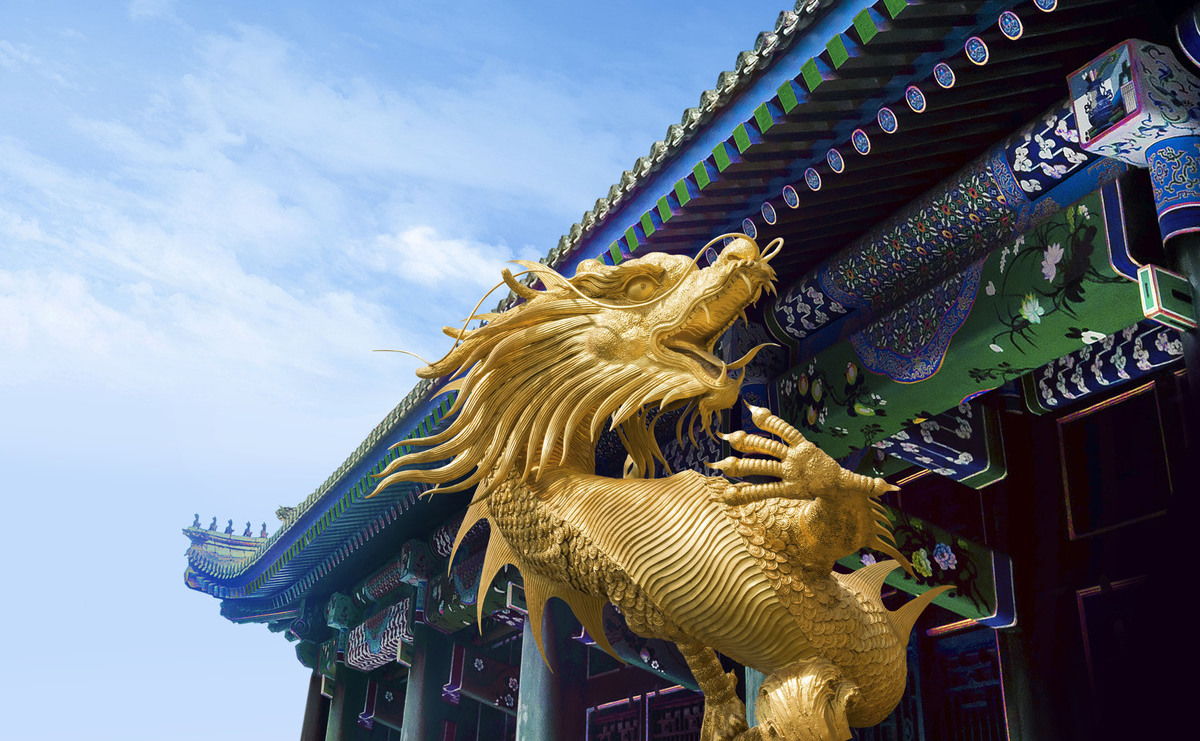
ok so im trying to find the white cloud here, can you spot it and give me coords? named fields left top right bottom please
left=365, top=225, right=536, bottom=291
left=0, top=135, right=400, bottom=406
left=175, top=26, right=633, bottom=214
left=0, top=26, right=561, bottom=413
left=0, top=24, right=632, bottom=407
left=0, top=39, right=36, bottom=68
left=0, top=38, right=68, bottom=85
left=127, top=0, right=177, bottom=20
left=0, top=22, right=642, bottom=492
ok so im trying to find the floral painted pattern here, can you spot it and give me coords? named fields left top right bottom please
left=851, top=509, right=993, bottom=618
left=777, top=358, right=888, bottom=448
left=771, top=161, right=1007, bottom=343
left=873, top=402, right=1005, bottom=488
left=1007, top=109, right=1091, bottom=196
left=933, top=543, right=958, bottom=570
left=1040, top=243, right=1064, bottom=281
left=911, top=548, right=933, bottom=578
left=980, top=201, right=1125, bottom=353
left=1025, top=321, right=1184, bottom=413
left=850, top=260, right=985, bottom=382
left=986, top=100, right=1121, bottom=233
left=1018, top=294, right=1045, bottom=324
left=772, top=186, right=1148, bottom=464
left=772, top=277, right=849, bottom=340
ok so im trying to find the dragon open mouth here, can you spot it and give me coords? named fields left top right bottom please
left=665, top=338, right=727, bottom=377
left=662, top=262, right=773, bottom=381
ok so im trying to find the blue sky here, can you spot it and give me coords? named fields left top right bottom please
left=1, top=1, right=789, bottom=738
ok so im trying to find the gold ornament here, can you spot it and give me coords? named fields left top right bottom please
left=371, top=235, right=948, bottom=740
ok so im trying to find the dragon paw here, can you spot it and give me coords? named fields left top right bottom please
left=701, top=690, right=749, bottom=741
left=706, top=403, right=895, bottom=507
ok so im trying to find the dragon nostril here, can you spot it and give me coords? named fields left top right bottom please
left=722, top=237, right=760, bottom=262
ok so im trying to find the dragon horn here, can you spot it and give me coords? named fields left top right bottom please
left=501, top=267, right=541, bottom=300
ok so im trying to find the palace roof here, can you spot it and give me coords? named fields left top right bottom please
left=185, top=0, right=1149, bottom=622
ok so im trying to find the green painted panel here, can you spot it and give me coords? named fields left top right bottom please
left=608, top=241, right=622, bottom=264
left=853, top=9, right=880, bottom=45
left=733, top=123, right=753, bottom=154
left=657, top=195, right=674, bottom=222
left=692, top=161, right=713, bottom=190
left=826, top=34, right=850, bottom=68
left=883, top=0, right=910, bottom=20
left=776, top=80, right=802, bottom=113
left=712, top=141, right=734, bottom=172
left=1139, top=264, right=1198, bottom=329
left=800, top=58, right=824, bottom=92
left=624, top=226, right=639, bottom=252
left=673, top=179, right=693, bottom=206
left=639, top=211, right=656, bottom=238
left=318, top=638, right=338, bottom=680
left=776, top=193, right=1144, bottom=459
left=753, top=103, right=777, bottom=134
left=838, top=508, right=1001, bottom=621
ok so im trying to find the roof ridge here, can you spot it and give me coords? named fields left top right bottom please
left=542, top=1, right=834, bottom=271
left=260, top=377, right=436, bottom=550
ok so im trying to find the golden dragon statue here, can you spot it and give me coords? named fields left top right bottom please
left=371, top=235, right=948, bottom=740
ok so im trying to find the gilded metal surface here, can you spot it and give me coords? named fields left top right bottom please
left=372, top=236, right=947, bottom=740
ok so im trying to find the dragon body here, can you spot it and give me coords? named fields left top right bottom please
left=373, top=238, right=947, bottom=740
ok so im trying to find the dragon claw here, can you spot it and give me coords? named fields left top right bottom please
left=706, top=457, right=736, bottom=471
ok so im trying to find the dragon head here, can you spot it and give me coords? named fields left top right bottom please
left=566, top=235, right=779, bottom=426
left=374, top=235, right=780, bottom=500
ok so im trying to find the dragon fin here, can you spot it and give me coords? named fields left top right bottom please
left=834, top=559, right=952, bottom=638
left=513, top=563, right=623, bottom=668
left=871, top=538, right=914, bottom=577
left=834, top=560, right=900, bottom=605
left=520, top=572, right=556, bottom=668
left=466, top=509, right=621, bottom=664
left=451, top=498, right=490, bottom=576
left=888, top=585, right=953, bottom=638
left=555, top=587, right=619, bottom=661
left=475, top=522, right=519, bottom=629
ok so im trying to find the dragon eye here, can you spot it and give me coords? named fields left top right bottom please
left=625, top=276, right=657, bottom=301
